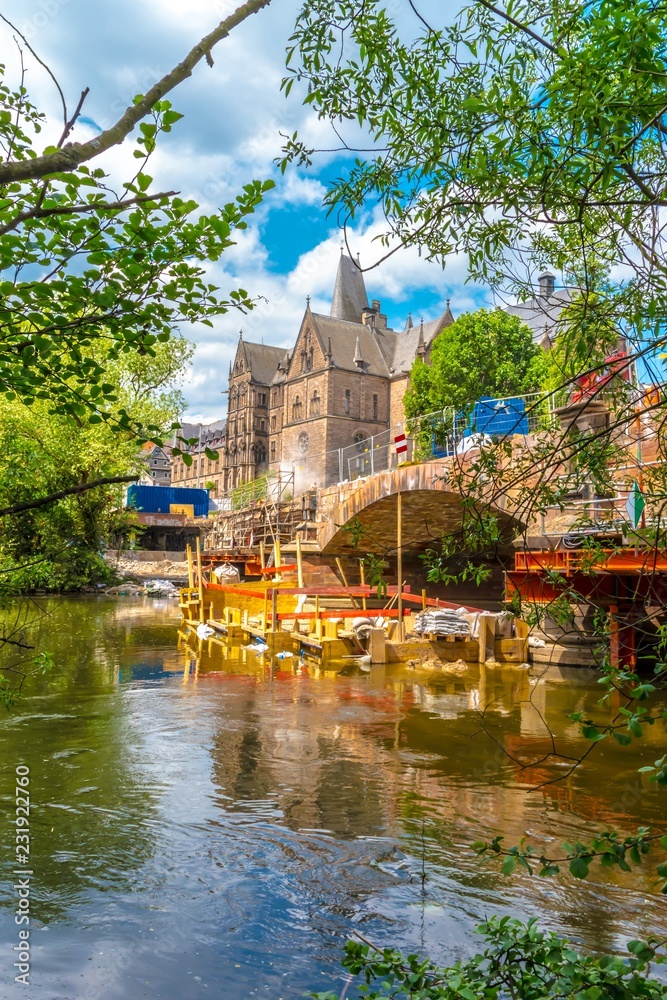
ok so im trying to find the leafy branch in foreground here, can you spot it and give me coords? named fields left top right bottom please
left=312, top=917, right=667, bottom=1000
left=473, top=830, right=667, bottom=890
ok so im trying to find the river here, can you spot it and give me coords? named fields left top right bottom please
left=0, top=596, right=666, bottom=999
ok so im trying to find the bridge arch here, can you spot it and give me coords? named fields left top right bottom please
left=318, top=461, right=521, bottom=554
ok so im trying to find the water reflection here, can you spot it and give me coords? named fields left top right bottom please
left=0, top=597, right=665, bottom=1000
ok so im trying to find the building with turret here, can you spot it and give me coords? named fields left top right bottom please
left=174, top=256, right=581, bottom=495
left=221, top=252, right=455, bottom=492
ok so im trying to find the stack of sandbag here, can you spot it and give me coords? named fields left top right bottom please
left=413, top=607, right=470, bottom=637
left=351, top=616, right=386, bottom=641
left=144, top=579, right=179, bottom=597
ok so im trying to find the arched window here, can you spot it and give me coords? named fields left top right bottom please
left=354, top=431, right=367, bottom=453
left=292, top=395, right=303, bottom=420
left=310, top=390, right=320, bottom=416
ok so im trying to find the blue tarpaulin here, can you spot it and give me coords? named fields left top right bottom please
left=464, top=396, right=529, bottom=437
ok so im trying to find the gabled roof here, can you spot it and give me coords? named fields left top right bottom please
left=330, top=253, right=368, bottom=323
left=310, top=313, right=396, bottom=377
left=238, top=339, right=286, bottom=385
left=174, top=419, right=226, bottom=449
left=504, top=289, right=574, bottom=347
left=390, top=303, right=454, bottom=374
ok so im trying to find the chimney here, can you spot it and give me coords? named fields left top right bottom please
left=538, top=271, right=555, bottom=299
left=362, top=299, right=387, bottom=330
left=361, top=306, right=376, bottom=328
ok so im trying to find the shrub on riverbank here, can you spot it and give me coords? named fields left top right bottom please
left=314, top=916, right=667, bottom=1000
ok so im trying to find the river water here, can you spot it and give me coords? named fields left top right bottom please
left=0, top=597, right=666, bottom=999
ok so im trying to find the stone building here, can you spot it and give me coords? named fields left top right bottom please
left=223, top=335, right=286, bottom=490
left=229, top=252, right=455, bottom=492
left=270, top=254, right=454, bottom=488
left=170, top=419, right=226, bottom=495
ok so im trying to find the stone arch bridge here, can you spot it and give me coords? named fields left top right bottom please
left=314, top=460, right=521, bottom=555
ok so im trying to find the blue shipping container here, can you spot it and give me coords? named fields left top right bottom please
left=126, top=484, right=210, bottom=518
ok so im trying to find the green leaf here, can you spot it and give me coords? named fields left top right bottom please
left=569, top=857, right=591, bottom=880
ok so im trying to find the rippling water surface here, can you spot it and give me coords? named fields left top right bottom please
left=1, top=597, right=666, bottom=999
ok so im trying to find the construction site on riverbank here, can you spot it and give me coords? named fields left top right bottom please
left=168, top=386, right=667, bottom=672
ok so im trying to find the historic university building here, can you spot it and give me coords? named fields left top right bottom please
left=171, top=253, right=564, bottom=495
left=225, top=253, right=453, bottom=492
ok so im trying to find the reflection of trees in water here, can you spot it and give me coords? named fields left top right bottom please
left=3, top=597, right=180, bottom=694
left=0, top=598, right=166, bottom=923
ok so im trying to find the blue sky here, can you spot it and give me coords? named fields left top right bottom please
left=1, top=0, right=486, bottom=421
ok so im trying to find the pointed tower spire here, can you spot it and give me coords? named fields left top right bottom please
left=417, top=318, right=427, bottom=358
left=330, top=253, right=368, bottom=322
left=442, top=298, right=454, bottom=327
left=404, top=312, right=413, bottom=332
left=354, top=334, right=364, bottom=368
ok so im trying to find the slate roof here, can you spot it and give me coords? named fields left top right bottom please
left=174, top=418, right=226, bottom=450
left=311, top=313, right=397, bottom=376
left=391, top=302, right=454, bottom=374
left=504, top=289, right=574, bottom=347
left=271, top=351, right=291, bottom=386
left=240, top=339, right=286, bottom=385
left=330, top=253, right=369, bottom=323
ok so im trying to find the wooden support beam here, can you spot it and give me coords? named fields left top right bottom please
left=358, top=559, right=367, bottom=612
left=296, top=534, right=304, bottom=589
left=196, top=537, right=205, bottom=623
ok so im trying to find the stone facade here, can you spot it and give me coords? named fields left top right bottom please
left=222, top=336, right=285, bottom=491
left=221, top=254, right=456, bottom=493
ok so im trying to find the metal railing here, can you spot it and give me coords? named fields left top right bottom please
left=216, top=391, right=560, bottom=510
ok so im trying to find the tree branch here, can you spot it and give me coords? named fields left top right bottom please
left=0, top=190, right=178, bottom=236
left=0, top=0, right=272, bottom=185
left=0, top=475, right=138, bottom=517
left=474, top=0, right=558, bottom=55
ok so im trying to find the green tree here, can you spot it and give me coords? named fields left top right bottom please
left=0, top=337, right=192, bottom=593
left=313, top=918, right=667, bottom=1000
left=404, top=309, right=547, bottom=416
